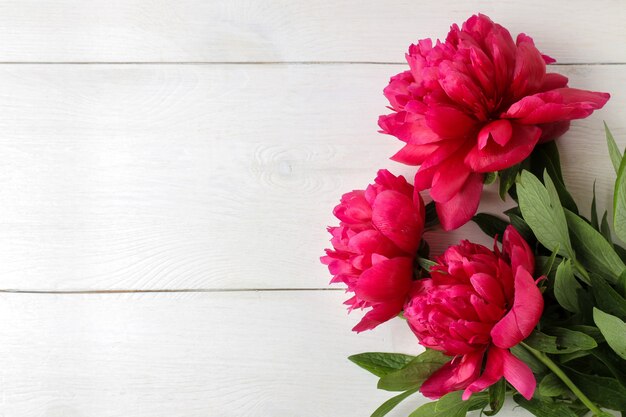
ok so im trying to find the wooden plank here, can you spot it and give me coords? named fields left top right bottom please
left=0, top=1, right=622, bottom=63
left=0, top=290, right=534, bottom=417
left=0, top=64, right=622, bottom=291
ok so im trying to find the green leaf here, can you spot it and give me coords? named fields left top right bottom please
left=540, top=246, right=560, bottom=277
left=592, top=345, right=626, bottom=387
left=615, top=244, right=626, bottom=263
left=614, top=132, right=626, bottom=242
left=513, top=395, right=579, bottom=417
left=408, top=401, right=438, bottom=417
left=565, top=366, right=626, bottom=410
left=531, top=140, right=564, bottom=182
left=550, top=170, right=580, bottom=215
left=593, top=308, right=626, bottom=360
left=589, top=273, right=626, bottom=321
left=571, top=404, right=601, bottom=417
left=499, top=164, right=521, bottom=200
left=591, top=181, right=600, bottom=230
left=370, top=388, right=419, bottom=417
left=417, top=239, right=430, bottom=261
left=529, top=141, right=578, bottom=214
left=554, top=260, right=581, bottom=313
left=601, top=211, right=612, bottom=242
left=409, top=392, right=487, bottom=417
left=551, top=327, right=598, bottom=350
left=424, top=201, right=438, bottom=229
left=417, top=257, right=437, bottom=273
left=348, top=352, right=415, bottom=378
left=565, top=209, right=625, bottom=284
left=524, top=329, right=597, bottom=354
left=377, top=349, right=449, bottom=391
left=606, top=122, right=622, bottom=174
left=537, top=373, right=568, bottom=397
left=484, top=171, right=497, bottom=185
left=567, top=325, right=605, bottom=343
left=435, top=391, right=464, bottom=412
left=505, top=208, right=535, bottom=242
left=618, top=269, right=626, bottom=298
left=472, top=213, right=508, bottom=242
left=510, top=344, right=547, bottom=374
left=517, top=170, right=573, bottom=258
left=484, top=379, right=505, bottom=415
left=558, top=349, right=592, bottom=364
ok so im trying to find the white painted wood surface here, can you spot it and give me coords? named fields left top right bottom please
left=0, top=291, right=533, bottom=417
left=0, top=2, right=624, bottom=416
left=0, top=0, right=622, bottom=64
left=0, top=64, right=622, bottom=291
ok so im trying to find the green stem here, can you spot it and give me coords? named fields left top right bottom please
left=572, top=259, right=591, bottom=284
left=520, top=342, right=602, bottom=416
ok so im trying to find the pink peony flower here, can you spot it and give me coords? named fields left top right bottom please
left=404, top=226, right=543, bottom=400
left=379, top=14, right=609, bottom=230
left=321, top=169, right=425, bottom=332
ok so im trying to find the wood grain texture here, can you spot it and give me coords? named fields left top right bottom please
left=0, top=290, right=533, bottom=417
left=0, top=64, right=622, bottom=291
left=0, top=0, right=622, bottom=63
left=0, top=3, right=623, bottom=417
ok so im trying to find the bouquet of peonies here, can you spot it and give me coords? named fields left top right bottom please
left=321, top=14, right=626, bottom=417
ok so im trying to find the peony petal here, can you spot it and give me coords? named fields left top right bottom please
left=468, top=46, right=496, bottom=97
left=537, top=120, right=570, bottom=143
left=413, top=165, right=437, bottom=191
left=463, top=346, right=505, bottom=400
left=501, top=348, right=537, bottom=400
left=470, top=273, right=506, bottom=307
left=372, top=190, right=424, bottom=253
left=477, top=119, right=513, bottom=149
left=412, top=139, right=468, bottom=192
left=413, top=189, right=426, bottom=221
left=497, top=258, right=516, bottom=302
left=503, top=225, right=535, bottom=275
left=504, top=88, right=610, bottom=125
left=348, top=230, right=397, bottom=258
left=510, top=33, right=546, bottom=99
left=491, top=267, right=544, bottom=348
left=425, top=105, right=477, bottom=140
left=371, top=253, right=388, bottom=265
left=334, top=191, right=372, bottom=224
left=557, top=87, right=611, bottom=107
left=465, top=123, right=541, bottom=172
left=367, top=169, right=415, bottom=203
left=354, top=257, right=413, bottom=303
left=391, top=144, right=438, bottom=166
left=352, top=298, right=405, bottom=332
left=539, top=73, right=569, bottom=92
left=383, top=71, right=413, bottom=110
left=436, top=173, right=483, bottom=231
left=463, top=346, right=536, bottom=400
left=430, top=157, right=472, bottom=203
left=438, top=64, right=485, bottom=114
left=420, top=350, right=484, bottom=399
left=420, top=138, right=467, bottom=171
left=484, top=23, right=516, bottom=97
left=470, top=294, right=506, bottom=323
left=379, top=112, right=441, bottom=145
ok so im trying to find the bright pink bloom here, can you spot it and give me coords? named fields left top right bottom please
left=321, top=170, right=425, bottom=332
left=404, top=226, right=543, bottom=400
left=379, top=14, right=609, bottom=230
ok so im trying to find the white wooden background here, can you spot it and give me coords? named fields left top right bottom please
left=0, top=1, right=624, bottom=416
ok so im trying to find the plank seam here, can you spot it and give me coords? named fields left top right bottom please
left=0, top=61, right=620, bottom=66
left=0, top=288, right=344, bottom=294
